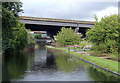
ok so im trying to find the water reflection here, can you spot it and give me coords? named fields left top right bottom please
left=2, top=46, right=119, bottom=82
left=2, top=49, right=34, bottom=81
left=46, top=49, right=56, bottom=67
left=88, top=67, right=119, bottom=81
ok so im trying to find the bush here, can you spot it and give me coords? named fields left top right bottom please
left=79, top=38, right=88, bottom=46
left=11, top=22, right=29, bottom=51
left=56, top=27, right=82, bottom=45
left=86, top=14, right=120, bottom=53
left=27, top=29, right=37, bottom=47
left=34, top=34, right=41, bottom=39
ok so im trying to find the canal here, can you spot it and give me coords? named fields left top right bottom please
left=2, top=45, right=119, bottom=82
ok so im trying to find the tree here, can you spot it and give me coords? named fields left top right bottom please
left=86, top=14, right=120, bottom=53
left=2, top=2, right=23, bottom=50
left=2, top=2, right=32, bottom=51
left=2, top=2, right=23, bottom=31
left=56, top=27, right=82, bottom=45
left=11, top=22, right=29, bottom=50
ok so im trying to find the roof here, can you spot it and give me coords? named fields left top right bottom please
left=20, top=16, right=95, bottom=25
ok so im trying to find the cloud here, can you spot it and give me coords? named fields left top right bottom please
left=94, top=6, right=118, bottom=21
left=21, top=0, right=118, bottom=21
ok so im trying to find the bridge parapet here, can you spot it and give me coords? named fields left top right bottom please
left=20, top=16, right=95, bottom=25
left=20, top=16, right=94, bottom=28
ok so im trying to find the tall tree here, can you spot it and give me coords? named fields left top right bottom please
left=2, top=2, right=23, bottom=51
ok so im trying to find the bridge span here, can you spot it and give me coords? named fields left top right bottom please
left=20, top=16, right=95, bottom=37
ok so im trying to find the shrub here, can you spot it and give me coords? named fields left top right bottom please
left=56, top=27, right=82, bottom=45
left=34, top=34, right=41, bottom=39
left=11, top=22, right=29, bottom=50
left=86, top=14, right=120, bottom=53
left=79, top=38, right=88, bottom=46
left=27, top=29, right=37, bottom=47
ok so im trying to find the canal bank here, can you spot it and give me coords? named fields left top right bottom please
left=46, top=45, right=120, bottom=76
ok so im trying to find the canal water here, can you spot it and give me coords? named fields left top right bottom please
left=2, top=45, right=119, bottom=82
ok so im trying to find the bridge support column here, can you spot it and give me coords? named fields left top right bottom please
left=75, top=24, right=79, bottom=33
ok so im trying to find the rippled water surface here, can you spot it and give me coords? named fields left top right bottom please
left=2, top=45, right=119, bottom=82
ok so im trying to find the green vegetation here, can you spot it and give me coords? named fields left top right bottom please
left=56, top=27, right=82, bottom=45
left=27, top=29, right=37, bottom=47
left=86, top=14, right=120, bottom=54
left=2, top=2, right=36, bottom=52
left=46, top=46, right=118, bottom=73
left=79, top=39, right=88, bottom=47
left=34, top=34, right=42, bottom=39
left=2, top=2, right=22, bottom=51
left=78, top=38, right=92, bottom=49
left=11, top=22, right=28, bottom=50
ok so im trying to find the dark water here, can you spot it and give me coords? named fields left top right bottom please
left=2, top=46, right=119, bottom=82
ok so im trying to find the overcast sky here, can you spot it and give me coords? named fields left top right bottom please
left=21, top=0, right=118, bottom=21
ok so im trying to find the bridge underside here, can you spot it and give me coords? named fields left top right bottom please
left=25, top=24, right=88, bottom=37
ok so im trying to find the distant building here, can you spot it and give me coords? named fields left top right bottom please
left=30, top=31, right=47, bottom=38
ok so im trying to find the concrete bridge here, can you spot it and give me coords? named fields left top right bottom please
left=20, top=16, right=94, bottom=37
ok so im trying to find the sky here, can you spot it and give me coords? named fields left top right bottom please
left=20, top=0, right=119, bottom=21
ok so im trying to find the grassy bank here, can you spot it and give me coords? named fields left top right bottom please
left=46, top=46, right=119, bottom=73
left=63, top=47, right=118, bottom=57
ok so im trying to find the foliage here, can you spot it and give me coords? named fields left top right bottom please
left=2, top=2, right=23, bottom=32
left=34, top=34, right=42, bottom=39
left=6, top=22, right=36, bottom=51
left=2, top=2, right=23, bottom=16
left=27, top=29, right=37, bottom=47
left=86, top=14, right=120, bottom=53
left=79, top=38, right=88, bottom=47
left=56, top=27, right=82, bottom=45
left=11, top=22, right=29, bottom=50
left=2, top=2, right=36, bottom=51
left=2, top=2, right=23, bottom=51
